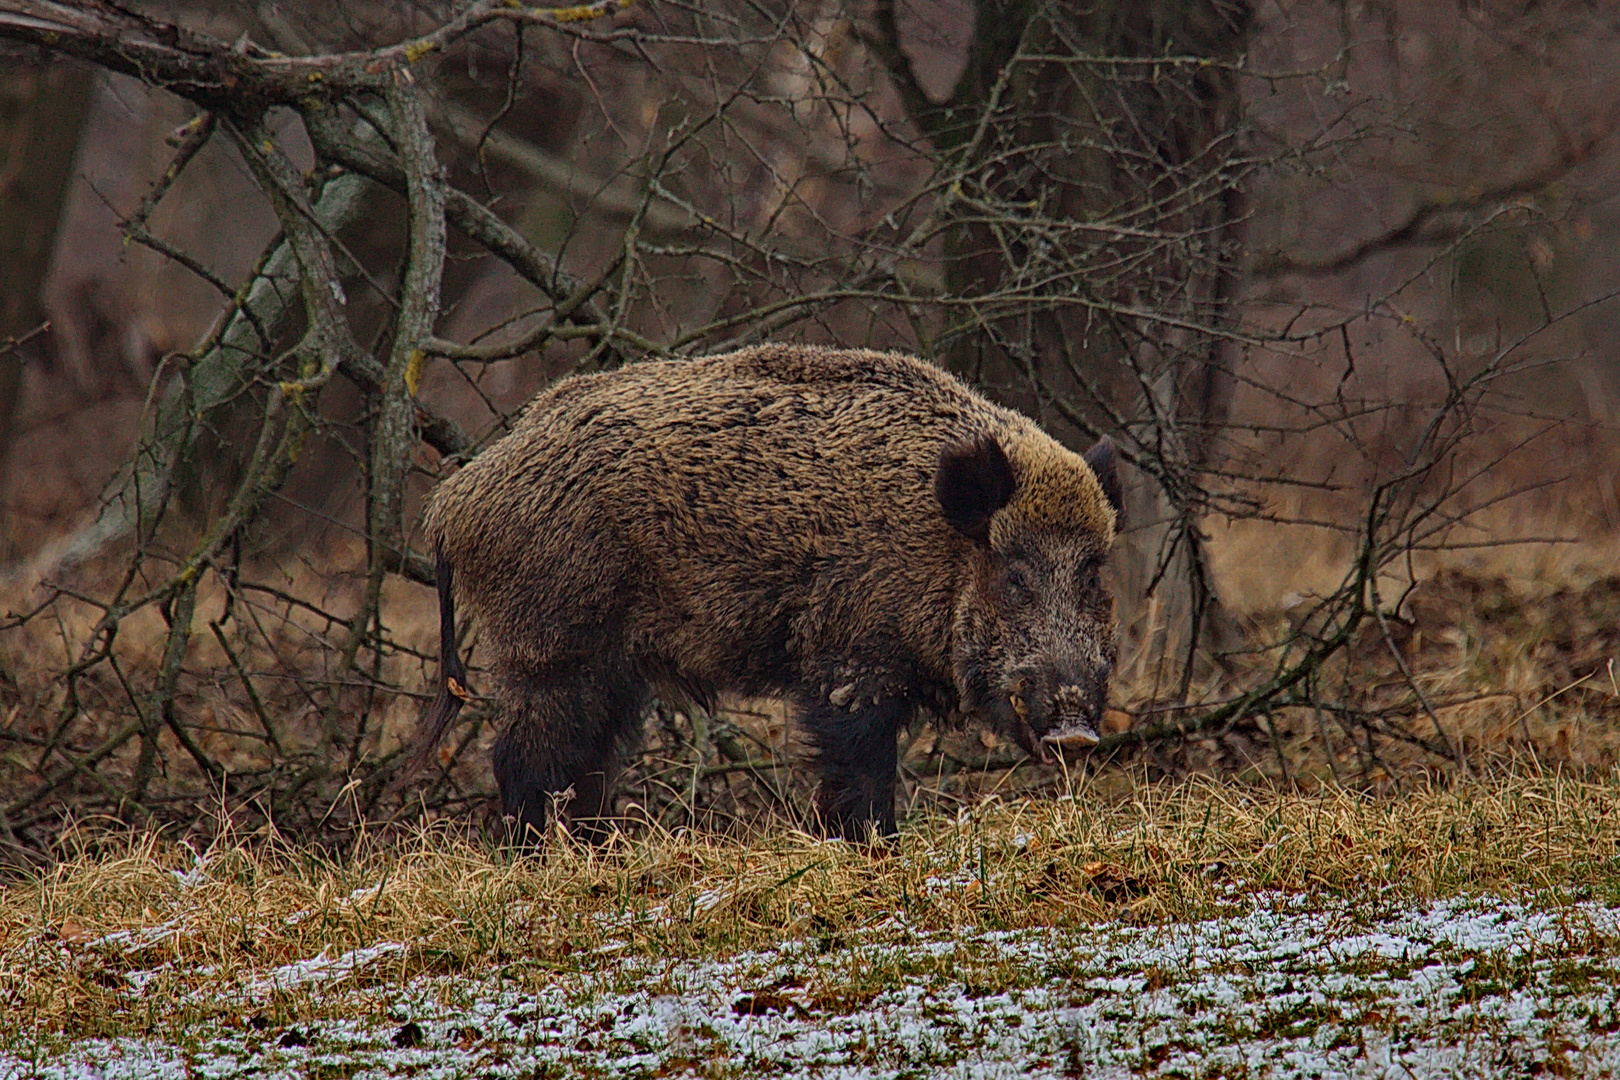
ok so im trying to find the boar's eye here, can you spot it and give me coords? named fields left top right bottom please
left=1005, top=566, right=1035, bottom=600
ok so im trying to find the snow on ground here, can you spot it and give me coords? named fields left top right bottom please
left=238, top=942, right=409, bottom=999
left=6, top=892, right=1620, bottom=1079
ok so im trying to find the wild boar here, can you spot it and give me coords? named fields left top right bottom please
left=415, top=344, right=1122, bottom=841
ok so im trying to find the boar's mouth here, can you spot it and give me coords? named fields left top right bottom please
left=1041, top=718, right=1101, bottom=754
left=1008, top=692, right=1101, bottom=764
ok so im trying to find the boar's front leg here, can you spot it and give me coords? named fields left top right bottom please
left=797, top=691, right=908, bottom=840
left=491, top=662, right=647, bottom=846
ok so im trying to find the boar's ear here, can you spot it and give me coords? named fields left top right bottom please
left=1083, top=436, right=1124, bottom=520
left=935, top=435, right=1017, bottom=544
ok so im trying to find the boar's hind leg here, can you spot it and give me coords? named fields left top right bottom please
left=491, top=663, right=647, bottom=846
left=798, top=695, right=908, bottom=841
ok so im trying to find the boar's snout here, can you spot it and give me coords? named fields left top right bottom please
left=1042, top=684, right=1103, bottom=754
left=1007, top=664, right=1109, bottom=763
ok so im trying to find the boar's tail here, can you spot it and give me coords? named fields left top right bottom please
left=407, top=543, right=471, bottom=775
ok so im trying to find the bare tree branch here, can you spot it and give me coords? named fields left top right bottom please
left=1254, top=135, right=1610, bottom=278
left=0, top=0, right=632, bottom=108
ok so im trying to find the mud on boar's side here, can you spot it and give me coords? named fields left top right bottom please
left=413, top=344, right=1124, bottom=842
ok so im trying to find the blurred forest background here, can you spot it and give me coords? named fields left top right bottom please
left=2, top=0, right=1619, bottom=865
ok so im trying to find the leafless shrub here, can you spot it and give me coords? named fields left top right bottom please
left=1, top=0, right=1618, bottom=863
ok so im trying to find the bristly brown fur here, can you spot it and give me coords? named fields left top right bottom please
left=417, top=344, right=1122, bottom=840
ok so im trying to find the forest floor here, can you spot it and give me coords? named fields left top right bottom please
left=3, top=773, right=1619, bottom=1078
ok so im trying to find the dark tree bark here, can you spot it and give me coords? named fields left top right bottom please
left=0, top=53, right=93, bottom=548
left=867, top=0, right=1252, bottom=694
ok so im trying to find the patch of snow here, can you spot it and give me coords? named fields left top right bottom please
left=6, top=895, right=1620, bottom=1079
left=283, top=881, right=388, bottom=926
left=170, top=853, right=211, bottom=889
left=239, top=942, right=408, bottom=1000
left=87, top=920, right=184, bottom=954
left=690, top=888, right=727, bottom=915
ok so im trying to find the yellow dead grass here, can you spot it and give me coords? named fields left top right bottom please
left=2, top=770, right=1618, bottom=1036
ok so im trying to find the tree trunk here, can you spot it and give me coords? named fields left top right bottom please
left=873, top=0, right=1252, bottom=695
left=0, top=55, right=93, bottom=552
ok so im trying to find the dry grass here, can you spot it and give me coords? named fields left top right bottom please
left=3, top=769, right=1618, bottom=1042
